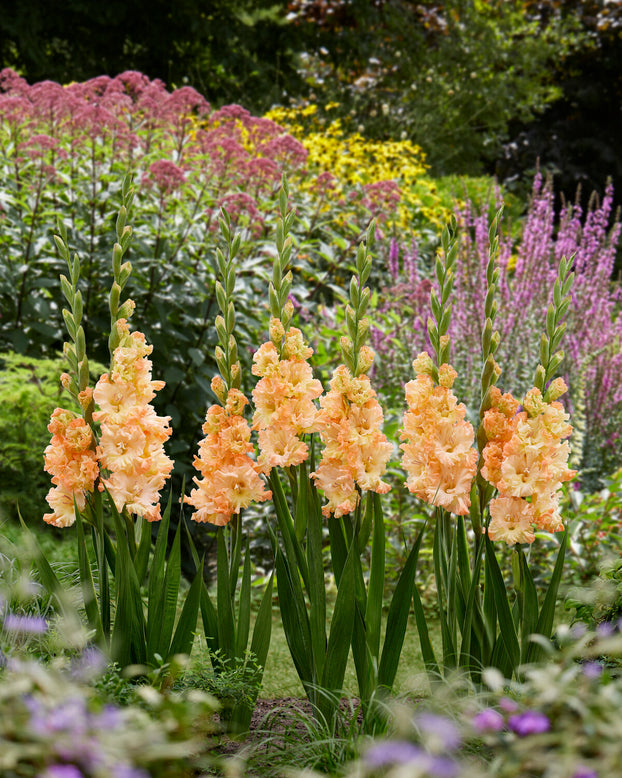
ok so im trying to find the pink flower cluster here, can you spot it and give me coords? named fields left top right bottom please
left=0, top=68, right=308, bottom=238
left=185, top=388, right=271, bottom=526
left=312, top=356, right=392, bottom=518
left=481, top=380, right=577, bottom=545
left=251, top=321, right=323, bottom=473
left=92, top=319, right=173, bottom=522
left=400, top=353, right=478, bottom=516
left=43, top=409, right=99, bottom=527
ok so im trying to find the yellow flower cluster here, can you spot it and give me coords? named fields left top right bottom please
left=265, top=105, right=449, bottom=231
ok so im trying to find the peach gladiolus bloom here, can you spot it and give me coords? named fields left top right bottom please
left=93, top=319, right=173, bottom=522
left=399, top=354, right=478, bottom=516
left=185, top=389, right=271, bottom=525
left=251, top=323, right=323, bottom=473
left=43, top=408, right=98, bottom=527
left=312, top=363, right=392, bottom=518
left=482, top=383, right=576, bottom=545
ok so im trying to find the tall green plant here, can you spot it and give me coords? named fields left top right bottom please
left=407, top=213, right=576, bottom=682
left=27, top=176, right=202, bottom=675
left=183, top=207, right=275, bottom=734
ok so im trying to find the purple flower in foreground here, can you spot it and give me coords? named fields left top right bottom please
left=3, top=613, right=48, bottom=634
left=508, top=710, right=550, bottom=736
left=70, top=646, right=108, bottom=682
left=471, top=708, right=505, bottom=732
left=498, top=697, right=519, bottom=713
left=417, top=713, right=461, bottom=750
left=366, top=741, right=422, bottom=768
left=41, top=766, right=84, bottom=778
left=573, top=767, right=598, bottom=778
left=113, top=766, right=150, bottom=778
left=582, top=661, right=604, bottom=679
left=596, top=621, right=615, bottom=637
left=365, top=742, right=459, bottom=777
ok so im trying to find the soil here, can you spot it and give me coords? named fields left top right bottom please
left=215, top=696, right=363, bottom=758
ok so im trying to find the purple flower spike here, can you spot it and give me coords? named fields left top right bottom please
left=417, top=712, right=461, bottom=750
left=471, top=708, right=505, bottom=732
left=508, top=710, right=551, bottom=736
left=365, top=740, right=422, bottom=768
left=3, top=613, right=48, bottom=634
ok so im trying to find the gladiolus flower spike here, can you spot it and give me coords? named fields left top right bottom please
left=185, top=205, right=271, bottom=525
left=312, top=221, right=393, bottom=515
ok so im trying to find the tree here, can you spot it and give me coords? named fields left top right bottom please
left=0, top=0, right=302, bottom=112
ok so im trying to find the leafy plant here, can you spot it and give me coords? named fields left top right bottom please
left=28, top=176, right=203, bottom=675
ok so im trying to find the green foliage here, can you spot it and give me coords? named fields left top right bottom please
left=566, top=557, right=622, bottom=632
left=0, top=352, right=63, bottom=523
left=242, top=693, right=369, bottom=777
left=176, top=648, right=263, bottom=722
left=0, top=352, right=102, bottom=524
left=286, top=0, right=585, bottom=173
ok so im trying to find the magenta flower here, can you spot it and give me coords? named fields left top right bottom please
left=508, top=710, right=551, bottom=736
left=471, top=708, right=505, bottom=732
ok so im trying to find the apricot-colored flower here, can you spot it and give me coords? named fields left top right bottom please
left=185, top=388, right=271, bottom=525
left=488, top=497, right=536, bottom=545
left=251, top=322, right=323, bottom=473
left=43, top=408, right=98, bottom=528
left=399, top=354, right=477, bottom=516
left=312, top=362, right=392, bottom=517
left=481, top=383, right=576, bottom=545
left=93, top=319, right=173, bottom=522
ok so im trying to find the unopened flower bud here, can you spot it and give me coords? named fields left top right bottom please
left=357, top=317, right=370, bottom=340
left=78, top=386, right=94, bottom=411
left=340, top=336, right=354, bottom=358
left=117, top=299, right=136, bottom=320
left=412, top=351, right=434, bottom=377
left=438, top=363, right=457, bottom=388
left=230, top=361, right=241, bottom=386
left=493, top=360, right=502, bottom=379
left=440, top=334, right=450, bottom=349
left=60, top=373, right=72, bottom=390
left=211, top=375, right=227, bottom=404
left=358, top=345, right=375, bottom=374
left=283, top=300, right=295, bottom=321
left=269, top=317, right=285, bottom=345
left=545, top=376, right=568, bottom=403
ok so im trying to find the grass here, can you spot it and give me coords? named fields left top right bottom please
left=257, top=611, right=440, bottom=700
